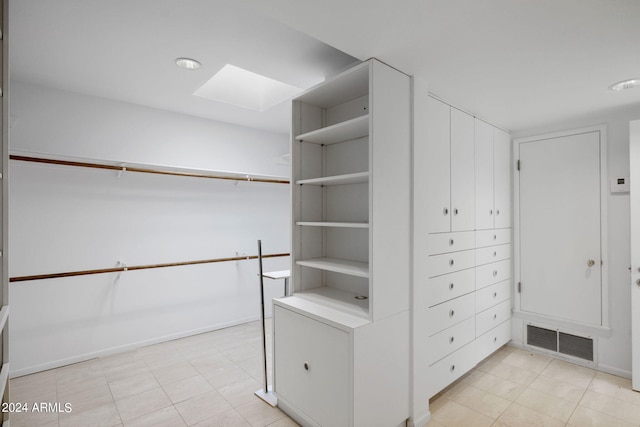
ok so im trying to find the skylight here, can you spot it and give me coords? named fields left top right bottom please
left=193, top=64, right=302, bottom=111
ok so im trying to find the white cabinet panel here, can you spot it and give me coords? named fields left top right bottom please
left=493, top=128, right=511, bottom=229
left=476, top=299, right=511, bottom=336
left=476, top=259, right=511, bottom=289
left=425, top=292, right=475, bottom=336
left=424, top=97, right=452, bottom=233
left=475, top=320, right=511, bottom=361
left=274, top=306, right=350, bottom=427
left=476, top=244, right=511, bottom=266
left=475, top=279, right=511, bottom=313
left=475, top=119, right=494, bottom=230
left=423, top=268, right=475, bottom=308
left=476, top=228, right=511, bottom=248
left=427, top=231, right=475, bottom=255
left=450, top=108, right=475, bottom=232
left=427, top=316, right=476, bottom=365
left=425, top=340, right=477, bottom=398
left=428, top=249, right=475, bottom=278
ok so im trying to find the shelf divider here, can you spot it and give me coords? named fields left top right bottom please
left=295, top=115, right=369, bottom=145
left=296, top=257, right=369, bottom=278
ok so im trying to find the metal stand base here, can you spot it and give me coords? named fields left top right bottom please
left=255, top=386, right=278, bottom=407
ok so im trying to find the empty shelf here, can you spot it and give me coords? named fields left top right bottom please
left=296, top=257, right=369, bottom=278
left=296, top=221, right=369, bottom=228
left=295, top=115, right=369, bottom=145
left=297, top=171, right=369, bottom=186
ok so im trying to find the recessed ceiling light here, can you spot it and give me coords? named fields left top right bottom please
left=193, top=64, right=302, bottom=111
left=608, top=78, right=640, bottom=91
left=175, top=57, right=202, bottom=70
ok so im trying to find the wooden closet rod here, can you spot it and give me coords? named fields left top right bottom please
left=10, top=155, right=290, bottom=184
left=10, top=253, right=290, bottom=283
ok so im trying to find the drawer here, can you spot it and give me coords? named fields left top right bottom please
left=274, top=306, right=350, bottom=427
left=476, top=320, right=511, bottom=362
left=476, top=244, right=511, bottom=266
left=422, top=268, right=475, bottom=307
left=476, top=280, right=511, bottom=313
left=428, top=249, right=475, bottom=278
left=476, top=259, right=511, bottom=290
left=476, top=299, right=512, bottom=337
left=427, top=231, right=475, bottom=255
left=426, top=341, right=477, bottom=398
left=426, top=292, right=475, bottom=336
left=476, top=228, right=511, bottom=248
left=427, top=316, right=475, bottom=365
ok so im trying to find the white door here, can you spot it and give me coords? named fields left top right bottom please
left=450, top=108, right=475, bottom=231
left=518, top=130, right=603, bottom=325
left=475, top=119, right=494, bottom=230
left=493, top=128, right=512, bottom=229
left=424, top=96, right=451, bottom=233
left=630, top=120, right=640, bottom=391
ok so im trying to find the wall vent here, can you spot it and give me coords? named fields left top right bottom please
left=526, top=324, right=594, bottom=362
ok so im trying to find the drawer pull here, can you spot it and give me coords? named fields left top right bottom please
left=489, top=209, right=493, bottom=215
left=443, top=207, right=449, bottom=216
left=494, top=336, right=497, bottom=342
left=493, top=292, right=498, bottom=298
left=493, top=314, right=497, bottom=320
left=454, top=208, right=459, bottom=215
left=449, top=283, right=455, bottom=290
left=303, top=362, right=310, bottom=372
left=496, top=209, right=500, bottom=215
left=493, top=251, right=497, bottom=257
left=449, top=259, right=455, bottom=267
left=493, top=234, right=497, bottom=240
left=450, top=364, right=455, bottom=372
left=493, top=270, right=498, bottom=277
left=449, top=309, right=455, bottom=318
left=449, top=336, right=455, bottom=344
left=449, top=238, right=454, bottom=246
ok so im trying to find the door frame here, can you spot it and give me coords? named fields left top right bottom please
left=513, top=125, right=610, bottom=334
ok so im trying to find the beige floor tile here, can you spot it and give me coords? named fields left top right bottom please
left=501, top=349, right=553, bottom=373
left=424, top=419, right=445, bottom=427
left=429, top=397, right=494, bottom=427
left=162, top=375, right=214, bottom=404
left=495, top=403, right=565, bottom=427
left=191, top=408, right=251, bottom=427
left=461, top=371, right=526, bottom=401
left=102, top=359, right=151, bottom=383
left=59, top=382, right=114, bottom=414
left=150, top=360, right=200, bottom=387
left=515, top=388, right=577, bottom=422
left=579, top=389, right=640, bottom=425
left=11, top=378, right=58, bottom=403
left=174, top=390, right=232, bottom=425
left=236, top=357, right=263, bottom=381
left=234, top=399, right=287, bottom=427
left=443, top=382, right=510, bottom=418
left=203, top=365, right=252, bottom=389
left=480, top=360, right=539, bottom=387
left=142, top=350, right=187, bottom=371
left=187, top=352, right=236, bottom=374
left=108, top=371, right=160, bottom=401
left=57, top=373, right=109, bottom=398
left=218, top=377, right=262, bottom=408
left=265, top=417, right=299, bottom=427
left=115, top=387, right=172, bottom=422
left=9, top=408, right=59, bottom=427
left=59, top=402, right=122, bottom=427
left=540, top=358, right=596, bottom=388
left=528, top=375, right=586, bottom=404
left=588, top=371, right=640, bottom=406
left=125, top=406, right=187, bottom=427
left=568, top=405, right=636, bottom=427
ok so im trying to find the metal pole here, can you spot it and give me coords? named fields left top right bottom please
left=257, top=240, right=268, bottom=394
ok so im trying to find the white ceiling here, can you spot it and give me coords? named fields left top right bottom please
left=11, top=0, right=640, bottom=134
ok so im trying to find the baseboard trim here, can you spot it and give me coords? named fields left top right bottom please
left=10, top=315, right=261, bottom=378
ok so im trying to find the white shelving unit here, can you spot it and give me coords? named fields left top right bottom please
left=273, top=59, right=411, bottom=427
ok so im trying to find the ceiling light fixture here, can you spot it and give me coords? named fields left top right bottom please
left=608, top=78, right=640, bottom=91
left=175, top=57, right=202, bottom=70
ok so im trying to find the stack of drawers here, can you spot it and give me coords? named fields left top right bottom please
left=423, top=229, right=512, bottom=398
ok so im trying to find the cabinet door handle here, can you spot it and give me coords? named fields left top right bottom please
left=450, top=364, right=456, bottom=372
left=489, top=209, right=493, bottom=215
left=303, top=361, right=310, bottom=372
left=443, top=207, right=449, bottom=216
left=454, top=208, right=459, bottom=215
left=449, top=336, right=455, bottom=344
left=449, top=309, right=455, bottom=317
left=493, top=292, right=498, bottom=298
left=587, top=259, right=595, bottom=267
left=637, top=279, right=640, bottom=286
left=449, top=259, right=455, bottom=267
left=496, top=209, right=500, bottom=215
left=449, top=238, right=455, bottom=246
left=493, top=251, right=497, bottom=257
left=493, top=314, right=497, bottom=320
left=493, top=270, right=498, bottom=277
left=493, top=234, right=497, bottom=240
left=449, top=283, right=455, bottom=290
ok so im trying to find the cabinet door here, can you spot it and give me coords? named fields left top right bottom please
left=450, top=108, right=475, bottom=231
left=493, top=128, right=511, bottom=228
left=424, top=97, right=451, bottom=233
left=274, top=306, right=351, bottom=427
left=475, top=119, right=494, bottom=230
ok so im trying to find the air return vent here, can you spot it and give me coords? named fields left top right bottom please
left=526, top=325, right=594, bottom=362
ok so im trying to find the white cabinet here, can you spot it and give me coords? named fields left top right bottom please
left=424, top=98, right=475, bottom=233
left=475, top=120, right=512, bottom=230
left=276, top=59, right=411, bottom=427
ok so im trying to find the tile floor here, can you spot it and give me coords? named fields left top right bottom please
left=9, top=321, right=640, bottom=427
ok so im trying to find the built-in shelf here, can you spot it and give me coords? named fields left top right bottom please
left=295, top=115, right=369, bottom=145
left=296, top=257, right=369, bottom=278
left=296, top=221, right=369, bottom=228
left=297, top=171, right=369, bottom=186
left=295, top=287, right=369, bottom=318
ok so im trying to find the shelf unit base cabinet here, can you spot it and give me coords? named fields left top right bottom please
left=273, top=303, right=410, bottom=427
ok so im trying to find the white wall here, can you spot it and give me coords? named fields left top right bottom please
left=9, top=82, right=291, bottom=376
left=511, top=105, right=640, bottom=377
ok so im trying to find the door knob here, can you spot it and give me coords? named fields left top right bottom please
left=587, top=259, right=595, bottom=267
